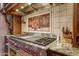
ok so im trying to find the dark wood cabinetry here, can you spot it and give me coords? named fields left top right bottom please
left=47, top=49, right=67, bottom=56
left=5, top=14, right=22, bottom=35
left=73, top=4, right=79, bottom=48
left=12, top=15, right=22, bottom=35
left=10, top=48, right=16, bottom=56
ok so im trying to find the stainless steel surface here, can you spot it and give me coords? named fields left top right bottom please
left=11, top=33, right=57, bottom=46
left=34, top=37, right=56, bottom=46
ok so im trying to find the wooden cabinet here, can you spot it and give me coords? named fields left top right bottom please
left=5, top=14, right=22, bottom=35
left=73, top=4, right=79, bottom=48
left=47, top=49, right=67, bottom=56
left=12, top=15, right=22, bottom=35
left=9, top=48, right=16, bottom=56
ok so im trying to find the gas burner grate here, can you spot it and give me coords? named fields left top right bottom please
left=34, top=37, right=56, bottom=46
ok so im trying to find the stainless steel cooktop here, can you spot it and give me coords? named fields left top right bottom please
left=34, top=37, right=56, bottom=46
left=11, top=33, right=57, bottom=46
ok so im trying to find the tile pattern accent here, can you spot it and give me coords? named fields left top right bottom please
left=22, top=4, right=73, bottom=44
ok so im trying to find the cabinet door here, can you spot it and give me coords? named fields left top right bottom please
left=76, top=4, right=79, bottom=33
left=47, top=49, right=67, bottom=56
left=10, top=48, right=16, bottom=56
left=13, top=16, right=22, bottom=35
left=73, top=4, right=79, bottom=48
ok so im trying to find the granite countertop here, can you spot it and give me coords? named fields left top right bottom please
left=49, top=43, right=79, bottom=56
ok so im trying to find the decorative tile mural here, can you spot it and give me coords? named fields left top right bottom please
left=28, top=13, right=50, bottom=32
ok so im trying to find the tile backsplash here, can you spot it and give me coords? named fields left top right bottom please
left=22, top=4, right=74, bottom=44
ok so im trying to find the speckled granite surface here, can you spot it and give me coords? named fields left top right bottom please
left=49, top=43, right=79, bottom=56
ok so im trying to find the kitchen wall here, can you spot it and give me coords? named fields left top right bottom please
left=0, top=13, right=9, bottom=55
left=22, top=4, right=73, bottom=44
left=51, top=4, right=73, bottom=44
